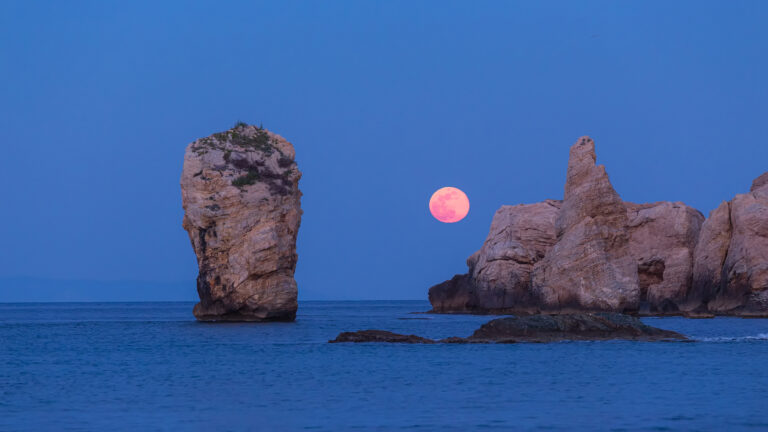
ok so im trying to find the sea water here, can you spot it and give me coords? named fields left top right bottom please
left=1, top=301, right=767, bottom=431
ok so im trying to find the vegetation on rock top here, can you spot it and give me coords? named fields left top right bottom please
left=191, top=122, right=282, bottom=156
left=189, top=122, right=296, bottom=195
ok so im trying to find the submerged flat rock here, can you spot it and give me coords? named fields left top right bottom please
left=466, top=313, right=687, bottom=343
left=330, top=330, right=435, bottom=344
left=329, top=313, right=687, bottom=344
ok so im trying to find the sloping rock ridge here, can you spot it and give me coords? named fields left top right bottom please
left=181, top=123, right=302, bottom=321
left=429, top=136, right=767, bottom=317
left=329, top=313, right=687, bottom=343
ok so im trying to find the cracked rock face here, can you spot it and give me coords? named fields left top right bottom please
left=690, top=201, right=732, bottom=309
left=429, top=201, right=560, bottom=313
left=180, top=124, right=302, bottom=321
left=625, top=201, right=704, bottom=314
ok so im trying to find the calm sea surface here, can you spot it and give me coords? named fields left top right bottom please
left=1, top=301, right=767, bottom=431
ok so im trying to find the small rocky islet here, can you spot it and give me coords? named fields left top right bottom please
left=330, top=313, right=687, bottom=344
left=180, top=127, right=767, bottom=342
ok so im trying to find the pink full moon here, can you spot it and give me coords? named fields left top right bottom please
left=429, top=187, right=470, bottom=223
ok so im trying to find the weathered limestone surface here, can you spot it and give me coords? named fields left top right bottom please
left=429, top=136, right=767, bottom=317
left=181, top=124, right=302, bottom=321
left=531, top=137, right=639, bottom=312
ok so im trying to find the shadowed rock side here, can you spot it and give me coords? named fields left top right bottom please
left=428, top=274, right=478, bottom=314
left=689, top=201, right=732, bottom=311
left=181, top=124, right=302, bottom=322
left=429, top=136, right=768, bottom=317
left=329, top=313, right=687, bottom=343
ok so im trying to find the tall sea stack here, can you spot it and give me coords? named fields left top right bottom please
left=181, top=124, right=302, bottom=321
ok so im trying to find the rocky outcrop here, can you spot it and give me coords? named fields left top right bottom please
left=330, top=313, right=687, bottom=343
left=625, top=201, right=704, bottom=314
left=531, top=137, right=639, bottom=312
left=693, top=173, right=768, bottom=316
left=181, top=124, right=302, bottom=322
left=429, top=200, right=560, bottom=313
left=429, top=135, right=767, bottom=317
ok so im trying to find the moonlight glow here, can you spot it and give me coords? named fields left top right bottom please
left=429, top=187, right=470, bottom=223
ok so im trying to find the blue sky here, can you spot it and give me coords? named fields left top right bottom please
left=1, top=1, right=766, bottom=301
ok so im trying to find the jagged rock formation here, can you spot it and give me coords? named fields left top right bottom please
left=181, top=124, right=302, bottom=321
left=429, top=136, right=768, bottom=317
left=329, top=313, right=687, bottom=343
left=531, top=137, right=640, bottom=312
